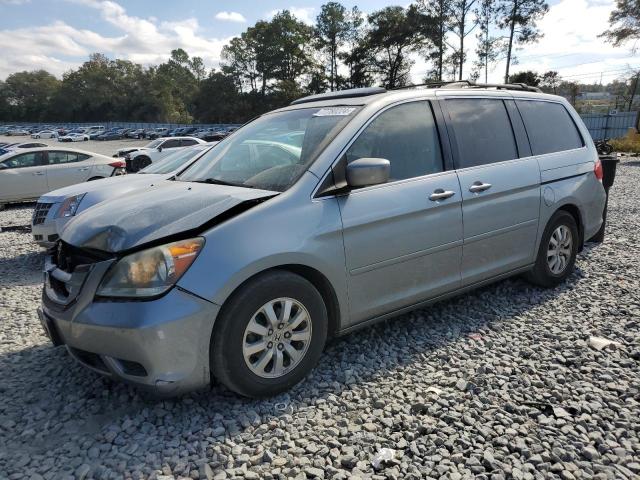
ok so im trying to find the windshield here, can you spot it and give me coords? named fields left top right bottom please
left=178, top=106, right=358, bottom=192
left=145, top=139, right=163, bottom=148
left=139, top=146, right=209, bottom=174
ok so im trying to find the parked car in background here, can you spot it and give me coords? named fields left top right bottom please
left=0, top=142, right=48, bottom=156
left=58, top=133, right=90, bottom=142
left=6, top=128, right=30, bottom=136
left=31, top=144, right=214, bottom=247
left=0, top=147, right=126, bottom=209
left=97, top=130, right=123, bottom=141
left=152, top=127, right=171, bottom=139
left=126, top=129, right=146, bottom=139
left=31, top=130, right=59, bottom=139
left=84, top=126, right=105, bottom=137
left=124, top=136, right=205, bottom=171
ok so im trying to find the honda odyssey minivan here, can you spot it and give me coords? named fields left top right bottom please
left=39, top=83, right=607, bottom=397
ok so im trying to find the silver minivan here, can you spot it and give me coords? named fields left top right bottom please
left=39, top=84, right=607, bottom=397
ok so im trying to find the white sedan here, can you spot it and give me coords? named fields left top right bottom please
left=0, top=147, right=126, bottom=209
left=32, top=130, right=58, bottom=139
left=58, top=133, right=90, bottom=142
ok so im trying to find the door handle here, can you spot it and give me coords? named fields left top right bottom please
left=78, top=167, right=90, bottom=171
left=429, top=189, right=456, bottom=201
left=33, top=171, right=44, bottom=176
left=469, top=181, right=492, bottom=193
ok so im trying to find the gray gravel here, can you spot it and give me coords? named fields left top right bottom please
left=1, top=161, right=639, bottom=480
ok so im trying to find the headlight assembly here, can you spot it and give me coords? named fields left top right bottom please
left=56, top=194, right=86, bottom=218
left=97, top=238, right=205, bottom=298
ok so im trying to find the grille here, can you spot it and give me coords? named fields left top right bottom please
left=32, top=202, right=53, bottom=225
left=54, top=241, right=109, bottom=273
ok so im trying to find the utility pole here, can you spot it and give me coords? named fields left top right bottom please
left=628, top=71, right=640, bottom=112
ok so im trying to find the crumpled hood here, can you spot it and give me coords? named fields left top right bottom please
left=61, top=180, right=277, bottom=253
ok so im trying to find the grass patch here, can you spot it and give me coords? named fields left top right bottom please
left=611, top=137, right=640, bottom=154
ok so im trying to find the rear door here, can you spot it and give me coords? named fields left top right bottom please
left=0, top=151, right=48, bottom=201
left=45, top=151, right=94, bottom=190
left=336, top=100, right=463, bottom=324
left=441, top=95, right=540, bottom=285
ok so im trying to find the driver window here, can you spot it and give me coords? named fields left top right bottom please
left=1, top=152, right=44, bottom=169
left=345, top=101, right=443, bottom=181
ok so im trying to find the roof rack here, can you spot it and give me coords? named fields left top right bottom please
left=291, top=87, right=387, bottom=105
left=392, top=80, right=542, bottom=93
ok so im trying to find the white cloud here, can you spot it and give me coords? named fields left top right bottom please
left=266, top=6, right=316, bottom=26
left=215, top=11, right=247, bottom=23
left=410, top=0, right=640, bottom=84
left=0, top=0, right=232, bottom=78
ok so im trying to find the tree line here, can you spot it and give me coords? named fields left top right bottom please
left=0, top=0, right=637, bottom=124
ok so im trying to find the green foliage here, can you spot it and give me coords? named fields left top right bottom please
left=509, top=70, right=540, bottom=86
left=497, top=0, right=549, bottom=82
left=600, top=0, right=640, bottom=49
left=0, top=1, right=557, bottom=123
left=365, top=5, right=437, bottom=88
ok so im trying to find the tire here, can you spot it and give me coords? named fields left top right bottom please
left=525, top=210, right=579, bottom=288
left=211, top=270, right=328, bottom=398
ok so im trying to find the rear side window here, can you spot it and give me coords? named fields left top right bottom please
left=346, top=101, right=443, bottom=181
left=446, top=98, right=518, bottom=168
left=162, top=139, right=181, bottom=149
left=48, top=151, right=81, bottom=164
left=516, top=100, right=584, bottom=155
left=181, top=139, right=198, bottom=147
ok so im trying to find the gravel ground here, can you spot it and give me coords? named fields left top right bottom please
left=0, top=134, right=149, bottom=158
left=0, top=161, right=639, bottom=480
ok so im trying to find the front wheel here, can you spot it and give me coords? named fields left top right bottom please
left=525, top=210, right=578, bottom=288
left=211, top=271, right=328, bottom=398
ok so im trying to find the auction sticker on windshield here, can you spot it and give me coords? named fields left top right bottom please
left=313, top=107, right=357, bottom=117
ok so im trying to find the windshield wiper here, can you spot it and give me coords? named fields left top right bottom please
left=194, top=178, right=256, bottom=189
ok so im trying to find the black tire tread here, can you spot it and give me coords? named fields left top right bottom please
left=525, top=210, right=578, bottom=288
left=210, top=270, right=328, bottom=398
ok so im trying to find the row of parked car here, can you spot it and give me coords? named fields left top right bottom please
left=0, top=124, right=240, bottom=142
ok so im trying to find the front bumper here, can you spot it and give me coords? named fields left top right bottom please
left=40, top=259, right=220, bottom=396
left=32, top=218, right=61, bottom=248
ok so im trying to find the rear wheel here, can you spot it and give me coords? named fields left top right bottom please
left=525, top=210, right=578, bottom=287
left=211, top=271, right=328, bottom=398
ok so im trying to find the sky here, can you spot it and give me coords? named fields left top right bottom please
left=0, top=0, right=638, bottom=85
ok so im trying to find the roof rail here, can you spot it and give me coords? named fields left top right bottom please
left=392, top=80, right=542, bottom=93
left=291, top=87, right=387, bottom=105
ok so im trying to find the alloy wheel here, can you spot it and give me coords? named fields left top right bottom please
left=547, top=225, right=573, bottom=275
left=242, top=298, right=312, bottom=379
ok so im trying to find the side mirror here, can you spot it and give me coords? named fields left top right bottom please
left=157, top=146, right=163, bottom=152
left=346, top=158, right=390, bottom=188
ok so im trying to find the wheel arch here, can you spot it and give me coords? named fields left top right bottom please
left=555, top=203, right=584, bottom=251
left=218, top=264, right=342, bottom=339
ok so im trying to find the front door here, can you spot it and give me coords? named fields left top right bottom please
left=442, top=97, right=541, bottom=285
left=337, top=101, right=463, bottom=325
left=0, top=151, right=48, bottom=202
